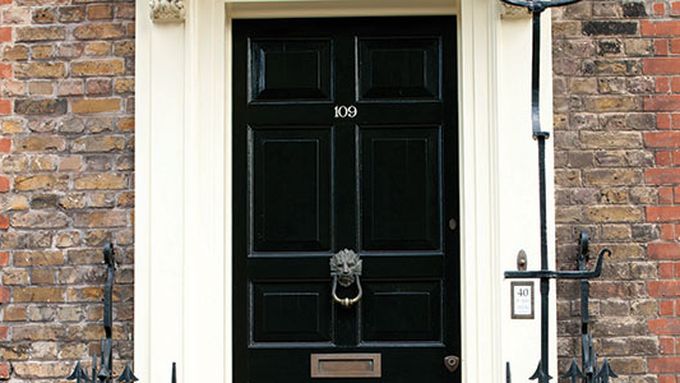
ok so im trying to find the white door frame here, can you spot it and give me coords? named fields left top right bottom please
left=135, top=1, right=556, bottom=382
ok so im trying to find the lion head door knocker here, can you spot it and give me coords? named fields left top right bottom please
left=329, top=249, right=363, bottom=308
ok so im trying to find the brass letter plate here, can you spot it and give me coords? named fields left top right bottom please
left=310, top=353, right=381, bottom=378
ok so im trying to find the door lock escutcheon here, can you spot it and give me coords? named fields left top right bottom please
left=444, top=355, right=460, bottom=372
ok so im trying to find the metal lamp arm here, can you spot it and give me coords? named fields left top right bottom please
left=500, top=0, right=582, bottom=11
left=504, top=248, right=610, bottom=280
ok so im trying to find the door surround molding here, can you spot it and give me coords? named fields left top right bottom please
left=135, top=1, right=556, bottom=382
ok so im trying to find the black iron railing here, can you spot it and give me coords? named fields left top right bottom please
left=65, top=244, right=144, bottom=383
left=499, top=1, right=618, bottom=382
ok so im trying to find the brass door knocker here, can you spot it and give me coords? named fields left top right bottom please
left=330, top=249, right=363, bottom=308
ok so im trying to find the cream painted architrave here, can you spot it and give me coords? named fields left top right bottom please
left=135, top=0, right=557, bottom=382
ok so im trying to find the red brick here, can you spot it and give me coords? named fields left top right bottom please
left=659, top=113, right=672, bottom=129
left=646, top=169, right=680, bottom=184
left=655, top=3, right=667, bottom=16
left=660, top=300, right=675, bottom=316
left=673, top=113, right=680, bottom=128
left=0, top=214, right=8, bottom=230
left=660, top=261, right=675, bottom=278
left=0, top=286, right=9, bottom=303
left=655, top=40, right=670, bottom=56
left=657, top=151, right=672, bottom=166
left=659, top=375, right=677, bottom=383
left=641, top=21, right=680, bottom=37
left=650, top=357, right=680, bottom=372
left=650, top=281, right=680, bottom=297
left=641, top=20, right=656, bottom=35
left=660, top=337, right=675, bottom=354
left=648, top=206, right=680, bottom=221
left=672, top=1, right=680, bottom=16
left=649, top=242, right=680, bottom=259
left=644, top=58, right=680, bottom=74
left=0, top=362, right=9, bottom=379
left=660, top=225, right=676, bottom=241
left=675, top=186, right=680, bottom=203
left=645, top=132, right=680, bottom=148
left=0, top=27, right=10, bottom=43
left=658, top=77, right=671, bottom=93
left=0, top=63, right=10, bottom=79
left=645, top=95, right=680, bottom=111
left=671, top=39, right=680, bottom=54
left=0, top=176, right=9, bottom=193
left=660, top=186, right=674, bottom=204
left=0, top=326, right=7, bottom=341
left=0, top=99, right=10, bottom=115
left=0, top=137, right=10, bottom=153
left=0, top=252, right=7, bottom=267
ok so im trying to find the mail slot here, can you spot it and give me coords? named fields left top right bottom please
left=310, top=353, right=382, bottom=378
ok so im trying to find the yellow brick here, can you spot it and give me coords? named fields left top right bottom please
left=71, top=98, right=121, bottom=114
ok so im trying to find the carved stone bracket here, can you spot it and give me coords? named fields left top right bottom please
left=150, top=0, right=186, bottom=23
left=500, top=2, right=531, bottom=19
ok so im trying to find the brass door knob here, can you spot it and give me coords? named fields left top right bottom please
left=444, top=355, right=460, bottom=372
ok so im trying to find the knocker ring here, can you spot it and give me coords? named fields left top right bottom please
left=329, top=249, right=363, bottom=308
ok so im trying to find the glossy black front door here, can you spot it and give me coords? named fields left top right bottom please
left=233, top=17, right=459, bottom=383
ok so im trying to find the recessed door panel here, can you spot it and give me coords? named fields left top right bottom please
left=358, top=37, right=441, bottom=101
left=251, top=282, right=333, bottom=343
left=360, top=126, right=441, bottom=251
left=362, top=281, right=442, bottom=342
left=250, top=39, right=333, bottom=102
left=250, top=127, right=331, bottom=252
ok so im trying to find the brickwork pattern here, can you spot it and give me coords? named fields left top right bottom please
left=0, top=0, right=134, bottom=381
left=553, top=1, right=680, bottom=382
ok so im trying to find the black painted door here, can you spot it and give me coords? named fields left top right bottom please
left=233, top=17, right=459, bottom=383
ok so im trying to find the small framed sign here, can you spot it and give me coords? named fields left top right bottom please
left=511, top=281, right=534, bottom=319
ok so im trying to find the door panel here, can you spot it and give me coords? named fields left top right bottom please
left=234, top=16, right=459, bottom=383
left=250, top=126, right=332, bottom=252
left=359, top=126, right=441, bottom=251
left=250, top=39, right=334, bottom=103
left=251, top=282, right=333, bottom=344
left=361, top=280, right=442, bottom=342
left=358, top=37, right=441, bottom=101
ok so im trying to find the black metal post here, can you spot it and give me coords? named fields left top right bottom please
left=67, top=244, right=138, bottom=383
left=528, top=8, right=552, bottom=380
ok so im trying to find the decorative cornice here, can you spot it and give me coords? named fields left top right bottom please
left=150, top=0, right=186, bottom=23
left=499, top=2, right=531, bottom=19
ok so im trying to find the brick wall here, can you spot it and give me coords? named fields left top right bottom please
left=553, top=1, right=680, bottom=382
left=0, top=0, right=134, bottom=380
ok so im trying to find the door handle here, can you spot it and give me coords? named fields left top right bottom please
left=330, top=249, right=363, bottom=308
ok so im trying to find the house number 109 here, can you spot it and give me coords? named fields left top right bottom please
left=334, top=105, right=357, bottom=119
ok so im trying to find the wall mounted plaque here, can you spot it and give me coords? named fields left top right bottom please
left=511, top=281, right=534, bottom=319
